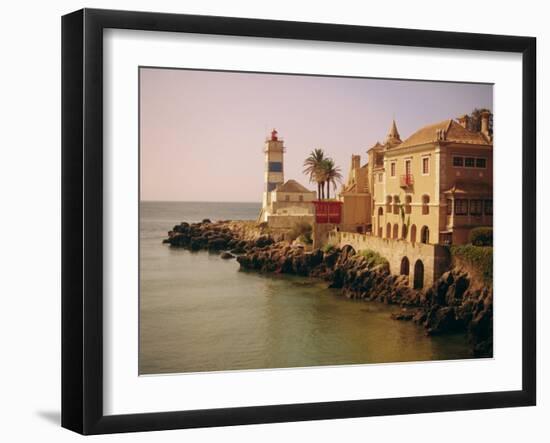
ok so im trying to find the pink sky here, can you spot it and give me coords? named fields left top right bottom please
left=140, top=68, right=492, bottom=202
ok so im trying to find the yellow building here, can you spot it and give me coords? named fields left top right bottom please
left=374, top=114, right=492, bottom=245
left=344, top=113, right=493, bottom=246
left=339, top=155, right=371, bottom=233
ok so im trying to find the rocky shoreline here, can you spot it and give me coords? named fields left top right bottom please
left=164, top=219, right=493, bottom=358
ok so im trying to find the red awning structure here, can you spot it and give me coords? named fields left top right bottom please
left=313, top=200, right=343, bottom=224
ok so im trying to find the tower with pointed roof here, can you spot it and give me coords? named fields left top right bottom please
left=385, top=119, right=402, bottom=148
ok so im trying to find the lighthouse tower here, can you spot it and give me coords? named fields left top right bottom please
left=260, top=129, right=285, bottom=221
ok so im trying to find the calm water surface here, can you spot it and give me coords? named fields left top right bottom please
left=140, top=201, right=472, bottom=374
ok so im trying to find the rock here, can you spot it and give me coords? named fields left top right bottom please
left=207, top=237, right=228, bottom=251
left=220, top=252, right=235, bottom=259
left=426, top=306, right=462, bottom=335
left=255, top=235, right=274, bottom=248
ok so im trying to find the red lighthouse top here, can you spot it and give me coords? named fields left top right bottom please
left=270, top=129, right=278, bottom=141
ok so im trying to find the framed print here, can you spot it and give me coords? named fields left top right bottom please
left=61, top=8, right=536, bottom=435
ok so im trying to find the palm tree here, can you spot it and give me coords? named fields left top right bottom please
left=303, top=148, right=325, bottom=199
left=320, top=158, right=343, bottom=200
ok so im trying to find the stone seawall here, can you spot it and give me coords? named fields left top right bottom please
left=326, top=231, right=451, bottom=289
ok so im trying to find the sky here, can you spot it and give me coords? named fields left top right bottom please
left=140, top=68, right=492, bottom=202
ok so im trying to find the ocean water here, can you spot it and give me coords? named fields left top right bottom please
left=139, top=201, right=472, bottom=374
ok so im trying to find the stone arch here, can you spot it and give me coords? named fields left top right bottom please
left=410, top=224, right=417, bottom=244
left=401, top=224, right=408, bottom=240
left=392, top=223, right=399, bottom=239
left=400, top=256, right=410, bottom=276
left=386, top=222, right=391, bottom=238
left=414, top=259, right=424, bottom=289
left=420, top=225, right=430, bottom=244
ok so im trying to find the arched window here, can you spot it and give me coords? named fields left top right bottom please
left=400, top=256, right=410, bottom=276
left=386, top=195, right=392, bottom=212
left=386, top=222, right=391, bottom=238
left=414, top=260, right=424, bottom=289
left=405, top=195, right=412, bottom=214
left=393, top=223, right=399, bottom=239
left=422, top=195, right=430, bottom=215
left=393, top=195, right=400, bottom=215
left=420, top=225, right=429, bottom=244
left=410, top=224, right=417, bottom=244
left=377, top=207, right=384, bottom=237
left=402, top=224, right=408, bottom=240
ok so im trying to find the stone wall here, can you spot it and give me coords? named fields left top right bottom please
left=327, top=231, right=451, bottom=289
left=267, top=214, right=314, bottom=230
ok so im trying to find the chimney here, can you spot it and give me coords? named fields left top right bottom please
left=351, top=155, right=361, bottom=170
left=480, top=111, right=491, bottom=138
left=457, top=114, right=469, bottom=129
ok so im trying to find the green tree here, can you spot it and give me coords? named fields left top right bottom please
left=467, top=108, right=493, bottom=136
left=320, top=158, right=343, bottom=200
left=303, top=148, right=326, bottom=199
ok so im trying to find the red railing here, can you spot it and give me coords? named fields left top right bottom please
left=400, top=174, right=414, bottom=187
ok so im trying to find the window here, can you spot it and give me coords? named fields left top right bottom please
left=455, top=199, right=468, bottom=215
left=453, top=156, right=463, bottom=167
left=476, top=158, right=487, bottom=168
left=470, top=199, right=483, bottom=215
left=393, top=196, right=400, bottom=215
left=446, top=199, right=453, bottom=215
left=464, top=157, right=475, bottom=168
left=390, top=162, right=396, bottom=177
left=484, top=199, right=493, bottom=215
left=299, top=195, right=304, bottom=202
left=268, top=161, right=283, bottom=172
left=405, top=159, right=411, bottom=176
left=386, top=195, right=392, bottom=212
left=422, top=157, right=430, bottom=174
left=405, top=195, right=412, bottom=214
left=422, top=195, right=430, bottom=215
left=378, top=173, right=383, bottom=182
left=285, top=195, right=290, bottom=202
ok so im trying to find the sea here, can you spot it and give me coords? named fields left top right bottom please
left=139, top=201, right=472, bottom=374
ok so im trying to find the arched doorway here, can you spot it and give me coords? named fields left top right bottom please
left=401, top=224, right=408, bottom=240
left=410, top=224, right=417, bottom=243
left=386, top=222, right=391, bottom=238
left=392, top=223, right=399, bottom=239
left=420, top=226, right=429, bottom=244
left=377, top=207, right=384, bottom=237
left=414, top=259, right=424, bottom=289
left=400, top=256, right=410, bottom=276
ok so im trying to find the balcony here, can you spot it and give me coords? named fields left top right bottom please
left=400, top=174, right=414, bottom=188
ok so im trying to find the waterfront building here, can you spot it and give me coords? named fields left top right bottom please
left=340, top=113, right=493, bottom=246
left=371, top=113, right=493, bottom=245
left=258, top=129, right=316, bottom=227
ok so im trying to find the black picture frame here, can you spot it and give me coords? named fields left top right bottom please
left=62, top=8, right=536, bottom=435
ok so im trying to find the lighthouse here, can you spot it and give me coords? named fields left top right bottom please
left=261, top=129, right=285, bottom=216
